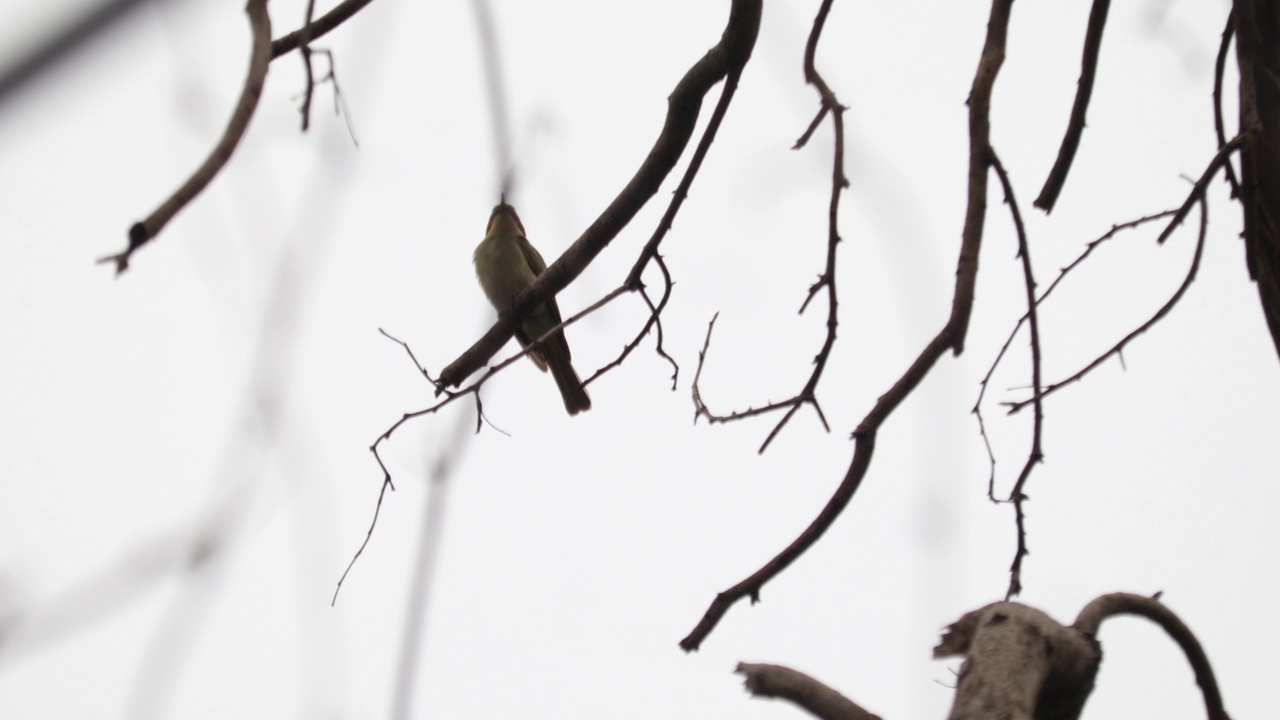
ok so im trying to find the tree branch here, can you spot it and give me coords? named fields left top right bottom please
left=679, top=0, right=1014, bottom=652
left=1034, top=0, right=1111, bottom=212
left=736, top=663, right=881, bottom=720
left=436, top=0, right=762, bottom=391
left=270, top=0, right=378, bottom=59
left=1074, top=592, right=1230, bottom=720
left=99, top=0, right=272, bottom=275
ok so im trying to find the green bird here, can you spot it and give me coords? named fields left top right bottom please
left=473, top=201, right=592, bottom=416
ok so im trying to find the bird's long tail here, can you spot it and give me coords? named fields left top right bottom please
left=543, top=335, right=591, bottom=416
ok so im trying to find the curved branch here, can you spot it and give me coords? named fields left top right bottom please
left=680, top=0, right=1014, bottom=652
left=437, top=0, right=762, bottom=391
left=1074, top=592, right=1230, bottom=720
left=99, top=0, right=272, bottom=275
left=1034, top=0, right=1111, bottom=212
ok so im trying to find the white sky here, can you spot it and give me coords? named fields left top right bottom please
left=1, top=0, right=1275, bottom=718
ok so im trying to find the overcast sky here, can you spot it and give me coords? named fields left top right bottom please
left=1, top=0, right=1275, bottom=718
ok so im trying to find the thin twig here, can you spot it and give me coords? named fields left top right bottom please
left=973, top=209, right=1176, bottom=500
left=989, top=150, right=1044, bottom=600
left=689, top=0, right=846, bottom=454
left=1006, top=142, right=1236, bottom=414
left=298, top=0, right=318, bottom=131
left=1213, top=10, right=1240, bottom=199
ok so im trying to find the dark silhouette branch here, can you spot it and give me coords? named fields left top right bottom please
left=1213, top=10, right=1241, bottom=198
left=989, top=151, right=1044, bottom=600
left=679, top=0, right=1014, bottom=652
left=436, top=0, right=762, bottom=392
left=1006, top=139, right=1241, bottom=414
left=99, top=0, right=272, bottom=275
left=689, top=0, right=845, bottom=453
left=1034, top=0, right=1111, bottom=212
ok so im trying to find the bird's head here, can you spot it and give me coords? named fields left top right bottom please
left=486, top=201, right=526, bottom=238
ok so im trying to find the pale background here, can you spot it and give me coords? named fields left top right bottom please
left=0, top=0, right=1276, bottom=718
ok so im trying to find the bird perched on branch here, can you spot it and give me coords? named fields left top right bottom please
left=473, top=200, right=592, bottom=415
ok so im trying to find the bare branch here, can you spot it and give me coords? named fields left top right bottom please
left=1034, top=0, right=1111, bottom=212
left=297, top=0, right=319, bottom=131
left=687, top=0, right=846, bottom=453
left=271, top=0, right=378, bottom=59
left=1213, top=10, right=1241, bottom=198
left=437, top=0, right=762, bottom=392
left=680, top=0, right=1015, bottom=652
left=1074, top=593, right=1230, bottom=720
left=736, top=663, right=882, bottom=720
left=99, top=0, right=272, bottom=274
left=988, top=152, right=1044, bottom=600
left=1005, top=140, right=1242, bottom=414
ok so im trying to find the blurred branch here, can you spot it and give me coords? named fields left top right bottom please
left=472, top=0, right=515, bottom=196
left=270, top=0, right=378, bottom=59
left=436, top=0, right=763, bottom=391
left=736, top=663, right=882, bottom=720
left=1074, top=592, right=1230, bottom=720
left=0, top=0, right=179, bottom=107
left=99, top=0, right=272, bottom=275
left=1034, top=0, right=1111, bottom=212
left=679, top=0, right=1013, bottom=652
left=690, top=0, right=846, bottom=454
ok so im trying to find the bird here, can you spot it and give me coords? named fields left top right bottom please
left=473, top=200, right=592, bottom=415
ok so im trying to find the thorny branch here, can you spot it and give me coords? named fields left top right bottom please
left=679, top=0, right=1015, bottom=652
left=690, top=0, right=844, bottom=454
left=1004, top=137, right=1241, bottom=415
left=972, top=209, right=1176, bottom=564
left=988, top=151, right=1043, bottom=600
